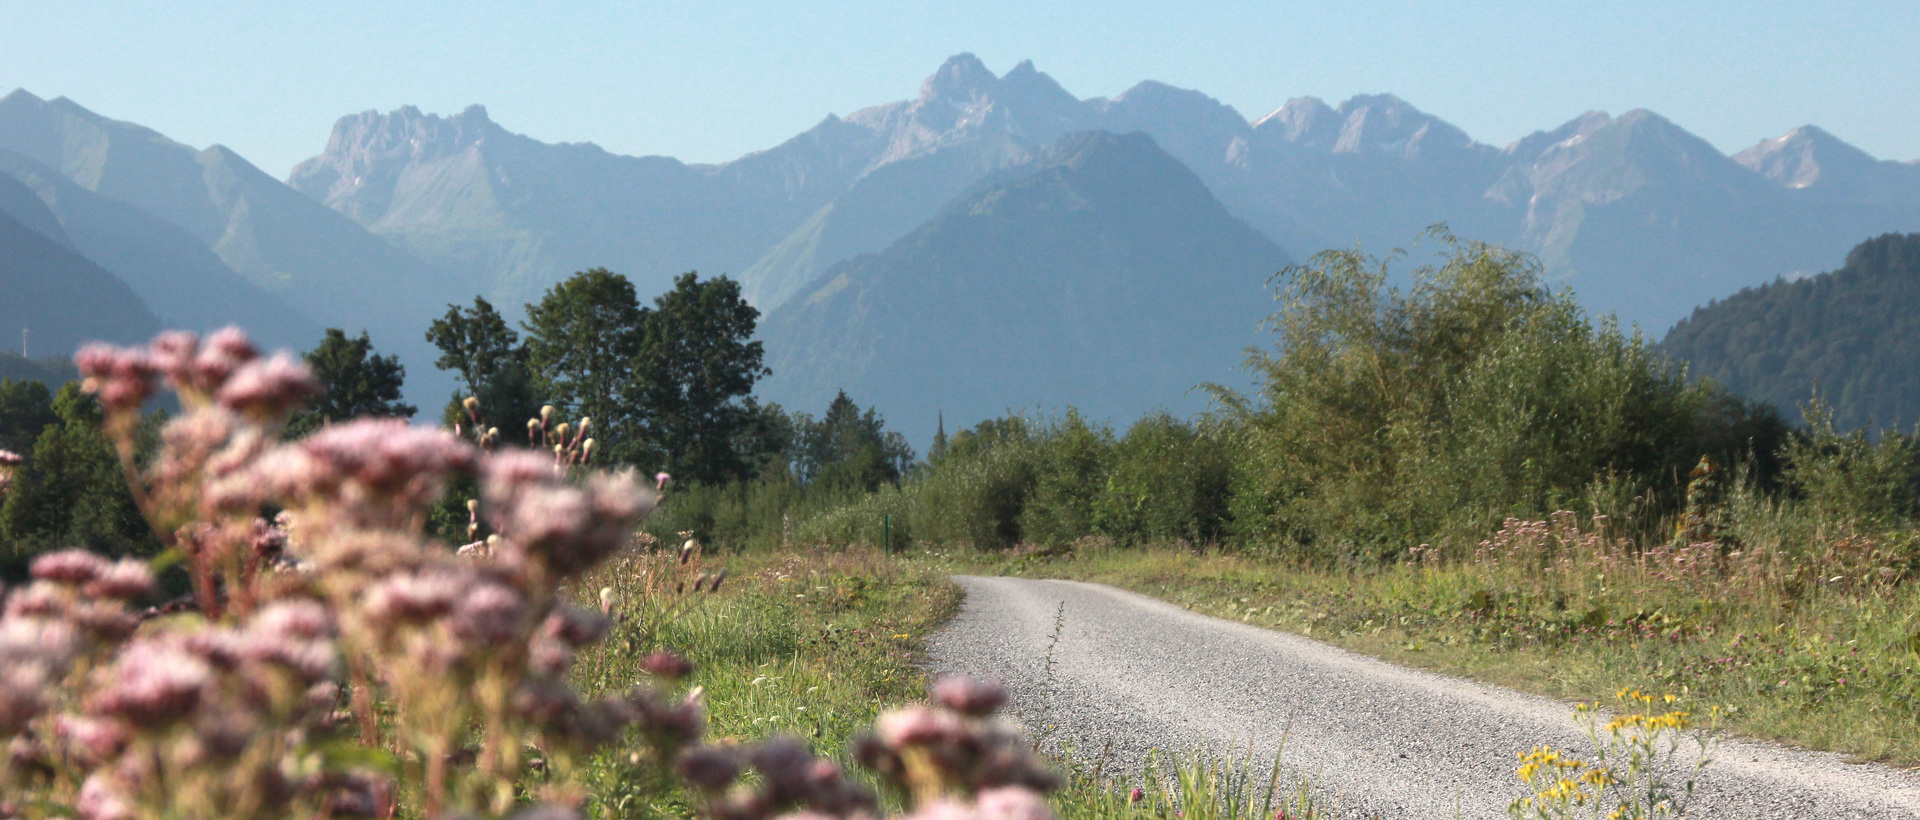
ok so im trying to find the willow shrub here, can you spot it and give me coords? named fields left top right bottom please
left=1225, top=232, right=1787, bottom=560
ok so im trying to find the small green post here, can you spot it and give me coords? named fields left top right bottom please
left=883, top=513, right=892, bottom=553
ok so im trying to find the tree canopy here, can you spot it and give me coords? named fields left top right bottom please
left=427, top=296, right=538, bottom=432
left=287, top=329, right=416, bottom=438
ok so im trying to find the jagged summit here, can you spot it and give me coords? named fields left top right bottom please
left=920, top=53, right=998, bottom=103
left=1734, top=125, right=1881, bottom=189
left=1252, top=97, right=1338, bottom=146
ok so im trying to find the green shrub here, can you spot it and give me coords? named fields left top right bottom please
left=1096, top=413, right=1235, bottom=546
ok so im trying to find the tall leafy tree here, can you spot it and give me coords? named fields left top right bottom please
left=287, top=329, right=417, bottom=438
left=426, top=296, right=539, bottom=431
left=626, top=272, right=770, bottom=483
left=523, top=269, right=644, bottom=453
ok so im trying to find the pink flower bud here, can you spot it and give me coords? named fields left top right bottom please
left=675, top=746, right=742, bottom=790
left=976, top=787, right=1051, bottom=820
left=215, top=353, right=321, bottom=419
left=83, top=560, right=155, bottom=601
left=875, top=706, right=961, bottom=748
left=31, top=550, right=112, bottom=585
left=643, top=651, right=693, bottom=680
left=932, top=677, right=1007, bottom=717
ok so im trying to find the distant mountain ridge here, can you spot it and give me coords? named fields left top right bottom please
left=756, top=131, right=1290, bottom=438
left=0, top=89, right=461, bottom=401
left=289, top=54, right=1920, bottom=345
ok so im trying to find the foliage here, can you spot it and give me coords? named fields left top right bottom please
left=285, top=328, right=416, bottom=438
left=795, top=391, right=917, bottom=493
left=0, top=383, right=154, bottom=568
left=1780, top=398, right=1920, bottom=531
left=426, top=295, right=539, bottom=434
left=1094, top=413, right=1235, bottom=547
left=0, top=377, right=58, bottom=459
left=1663, top=233, right=1920, bottom=433
left=523, top=268, right=646, bottom=456
left=626, top=272, right=770, bottom=484
left=1223, top=232, right=1786, bottom=557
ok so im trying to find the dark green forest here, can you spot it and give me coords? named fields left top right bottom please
left=1663, top=233, right=1920, bottom=433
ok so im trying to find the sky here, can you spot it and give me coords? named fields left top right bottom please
left=1, top=0, right=1915, bottom=178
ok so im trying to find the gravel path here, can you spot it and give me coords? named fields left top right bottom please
left=924, top=576, right=1920, bottom=819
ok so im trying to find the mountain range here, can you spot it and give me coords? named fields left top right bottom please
left=3, top=54, right=1917, bottom=437
left=0, top=90, right=457, bottom=400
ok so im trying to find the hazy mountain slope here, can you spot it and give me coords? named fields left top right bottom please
left=1662, top=233, right=1920, bottom=432
left=0, top=148, right=317, bottom=349
left=757, top=131, right=1289, bottom=438
left=0, top=89, right=462, bottom=399
left=739, top=133, right=1034, bottom=308
left=0, top=205, right=159, bottom=353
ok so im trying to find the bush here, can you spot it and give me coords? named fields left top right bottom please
left=1225, top=232, right=1785, bottom=558
left=1095, top=413, right=1235, bottom=547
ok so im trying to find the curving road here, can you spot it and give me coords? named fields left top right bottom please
left=924, top=576, right=1920, bottom=819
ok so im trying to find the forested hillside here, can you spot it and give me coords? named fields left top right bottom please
left=1663, top=233, right=1920, bottom=431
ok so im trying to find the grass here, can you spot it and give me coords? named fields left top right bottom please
left=564, top=541, right=1346, bottom=818
left=962, top=531, right=1920, bottom=770
left=574, top=543, right=960, bottom=767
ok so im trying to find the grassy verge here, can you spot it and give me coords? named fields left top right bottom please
left=968, top=540, right=1920, bottom=769
left=569, top=543, right=1341, bottom=818
left=576, top=545, right=960, bottom=759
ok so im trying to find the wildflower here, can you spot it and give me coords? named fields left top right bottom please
left=83, top=560, right=156, bottom=601
left=91, top=639, right=211, bottom=723
left=876, top=706, right=962, bottom=747
left=74, top=773, right=134, bottom=820
left=975, top=787, right=1049, bottom=820
left=932, top=677, right=1007, bottom=717
left=75, top=343, right=158, bottom=412
left=656, top=471, right=671, bottom=490
left=31, top=550, right=112, bottom=585
left=676, top=746, right=742, bottom=791
left=214, top=352, right=322, bottom=419
left=643, top=651, right=694, bottom=680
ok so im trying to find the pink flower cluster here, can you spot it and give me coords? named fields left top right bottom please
left=5, top=328, right=696, bottom=819
left=482, top=450, right=657, bottom=578
left=78, top=327, right=320, bottom=417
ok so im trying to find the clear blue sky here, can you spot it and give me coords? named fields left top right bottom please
left=2, top=0, right=1915, bottom=177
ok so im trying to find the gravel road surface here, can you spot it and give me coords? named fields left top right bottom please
left=924, top=576, right=1920, bottom=819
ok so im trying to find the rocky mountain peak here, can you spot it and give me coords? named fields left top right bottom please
left=920, top=53, right=998, bottom=104
left=1331, top=94, right=1475, bottom=157
left=1251, top=97, right=1339, bottom=148
left=1733, top=125, right=1879, bottom=189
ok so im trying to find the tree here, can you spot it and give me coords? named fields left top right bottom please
left=1, top=384, right=154, bottom=565
left=287, top=329, right=416, bottom=438
left=796, top=390, right=915, bottom=492
left=426, top=296, right=540, bottom=431
left=523, top=269, right=644, bottom=453
left=625, top=272, right=770, bottom=484
left=0, top=378, right=59, bottom=459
